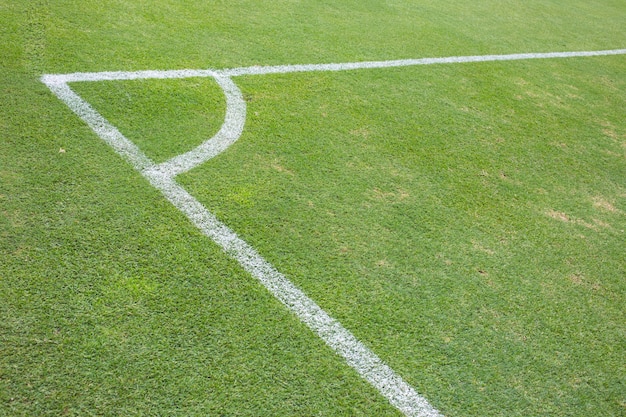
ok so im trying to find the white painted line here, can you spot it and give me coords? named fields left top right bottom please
left=148, top=173, right=441, bottom=417
left=219, top=48, right=626, bottom=77
left=42, top=48, right=626, bottom=84
left=43, top=81, right=153, bottom=171
left=43, top=48, right=626, bottom=177
left=148, top=76, right=247, bottom=177
left=41, top=69, right=219, bottom=84
left=41, top=48, right=626, bottom=417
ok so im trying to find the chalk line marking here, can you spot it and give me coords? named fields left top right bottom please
left=42, top=48, right=626, bottom=417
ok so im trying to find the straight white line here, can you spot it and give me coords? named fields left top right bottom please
left=41, top=69, right=219, bottom=84
left=148, top=172, right=441, bottom=417
left=219, top=48, right=626, bottom=77
left=43, top=81, right=153, bottom=171
left=148, top=76, right=246, bottom=177
left=41, top=48, right=626, bottom=417
left=42, top=48, right=626, bottom=84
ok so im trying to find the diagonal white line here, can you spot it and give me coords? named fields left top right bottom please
left=43, top=81, right=154, bottom=171
left=147, top=172, right=442, bottom=417
left=148, top=76, right=247, bottom=177
left=42, top=48, right=626, bottom=84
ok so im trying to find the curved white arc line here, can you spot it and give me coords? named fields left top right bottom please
left=147, top=76, right=247, bottom=178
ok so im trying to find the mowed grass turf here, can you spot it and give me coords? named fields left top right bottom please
left=2, top=1, right=625, bottom=416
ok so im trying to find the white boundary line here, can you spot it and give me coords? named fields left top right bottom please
left=42, top=48, right=626, bottom=417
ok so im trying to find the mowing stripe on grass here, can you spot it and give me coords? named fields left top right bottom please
left=42, top=48, right=626, bottom=417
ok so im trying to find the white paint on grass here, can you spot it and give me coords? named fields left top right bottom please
left=218, top=48, right=626, bottom=77
left=149, top=76, right=246, bottom=177
left=43, top=81, right=153, bottom=171
left=42, top=48, right=626, bottom=84
left=42, top=48, right=626, bottom=417
left=147, top=173, right=440, bottom=417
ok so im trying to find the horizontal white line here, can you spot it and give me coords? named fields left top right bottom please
left=42, top=48, right=626, bottom=84
left=218, top=49, right=626, bottom=77
left=41, top=69, right=219, bottom=85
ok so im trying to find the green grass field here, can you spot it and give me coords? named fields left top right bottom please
left=2, top=1, right=625, bottom=416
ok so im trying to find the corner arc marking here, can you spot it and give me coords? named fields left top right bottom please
left=41, top=47, right=626, bottom=417
left=147, top=76, right=247, bottom=177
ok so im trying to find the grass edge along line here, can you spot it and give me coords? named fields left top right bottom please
left=41, top=48, right=626, bottom=417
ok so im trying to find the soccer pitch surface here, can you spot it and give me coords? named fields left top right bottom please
left=3, top=1, right=626, bottom=416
